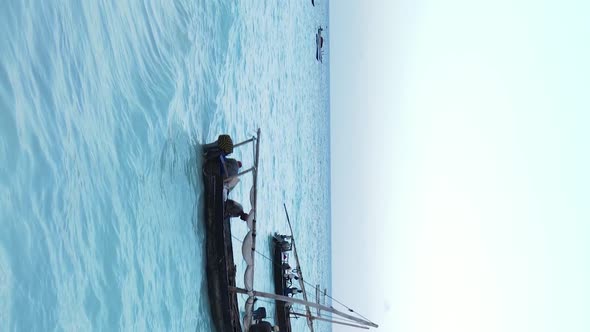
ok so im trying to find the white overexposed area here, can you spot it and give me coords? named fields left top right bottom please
left=330, top=0, right=590, bottom=331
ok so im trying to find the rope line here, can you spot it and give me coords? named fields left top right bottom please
left=230, top=234, right=375, bottom=325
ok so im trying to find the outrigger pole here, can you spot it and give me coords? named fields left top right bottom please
left=233, top=137, right=256, bottom=148
left=229, top=287, right=379, bottom=329
left=234, top=130, right=260, bottom=178
left=291, top=311, right=370, bottom=330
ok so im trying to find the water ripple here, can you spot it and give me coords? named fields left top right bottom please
left=1, top=0, right=330, bottom=331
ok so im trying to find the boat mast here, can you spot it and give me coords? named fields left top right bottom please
left=230, top=287, right=379, bottom=328
left=252, top=129, right=260, bottom=205
left=283, top=204, right=315, bottom=332
left=291, top=311, right=370, bottom=330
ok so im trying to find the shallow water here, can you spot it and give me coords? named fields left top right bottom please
left=1, top=0, right=330, bottom=331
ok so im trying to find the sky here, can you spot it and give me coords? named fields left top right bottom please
left=330, top=0, right=590, bottom=331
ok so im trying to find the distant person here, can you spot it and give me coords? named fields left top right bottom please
left=284, top=287, right=302, bottom=297
left=285, top=272, right=300, bottom=283
left=225, top=199, right=249, bottom=221
left=286, top=274, right=299, bottom=287
left=248, top=320, right=279, bottom=332
left=283, top=265, right=300, bottom=279
left=277, top=234, right=292, bottom=248
left=278, top=239, right=291, bottom=252
left=278, top=234, right=292, bottom=241
left=282, top=264, right=293, bottom=278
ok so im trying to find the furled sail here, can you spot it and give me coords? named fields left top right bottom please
left=238, top=130, right=261, bottom=330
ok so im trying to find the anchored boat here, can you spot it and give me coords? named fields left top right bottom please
left=264, top=205, right=379, bottom=331
left=202, top=130, right=377, bottom=331
left=272, top=233, right=295, bottom=332
left=202, top=129, right=261, bottom=332
left=316, top=27, right=324, bottom=62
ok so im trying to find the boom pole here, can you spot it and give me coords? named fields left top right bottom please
left=230, top=287, right=378, bottom=328
left=283, top=203, right=315, bottom=332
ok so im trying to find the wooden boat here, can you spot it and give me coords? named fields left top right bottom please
left=202, top=130, right=261, bottom=332
left=260, top=205, right=379, bottom=331
left=272, top=234, right=294, bottom=332
left=202, top=130, right=377, bottom=331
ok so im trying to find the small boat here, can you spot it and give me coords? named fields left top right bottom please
left=272, top=234, right=295, bottom=332
left=202, top=132, right=377, bottom=331
left=202, top=130, right=261, bottom=332
left=316, top=27, right=324, bottom=62
left=262, top=205, right=379, bottom=331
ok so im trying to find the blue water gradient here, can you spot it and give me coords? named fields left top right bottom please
left=0, top=0, right=330, bottom=331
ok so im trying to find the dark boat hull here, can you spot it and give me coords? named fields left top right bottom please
left=203, top=157, right=242, bottom=332
left=316, top=31, right=323, bottom=63
left=272, top=236, right=292, bottom=332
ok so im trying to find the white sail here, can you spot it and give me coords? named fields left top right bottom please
left=243, top=296, right=256, bottom=329
left=246, top=208, right=255, bottom=229
left=244, top=265, right=254, bottom=291
left=237, top=129, right=261, bottom=331
left=242, top=231, right=254, bottom=265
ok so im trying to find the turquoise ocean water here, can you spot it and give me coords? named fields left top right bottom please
left=0, top=0, right=331, bottom=331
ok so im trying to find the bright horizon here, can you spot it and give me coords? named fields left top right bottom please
left=330, top=0, right=590, bottom=331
